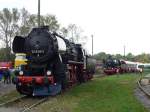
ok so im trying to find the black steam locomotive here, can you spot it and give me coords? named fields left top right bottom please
left=103, top=56, right=121, bottom=75
left=12, top=26, right=95, bottom=96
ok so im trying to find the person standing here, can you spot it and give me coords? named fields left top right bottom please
left=0, top=70, right=3, bottom=81
left=3, top=68, right=11, bottom=84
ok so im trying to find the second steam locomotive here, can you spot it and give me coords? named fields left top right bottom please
left=103, top=56, right=143, bottom=75
left=12, top=26, right=95, bottom=96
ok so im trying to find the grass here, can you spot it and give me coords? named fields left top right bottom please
left=33, top=73, right=148, bottom=112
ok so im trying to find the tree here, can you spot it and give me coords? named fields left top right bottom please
left=67, top=24, right=77, bottom=41
left=115, top=54, right=123, bottom=59
left=19, top=8, right=30, bottom=36
left=0, top=8, right=60, bottom=61
left=27, top=14, right=59, bottom=31
left=135, top=53, right=150, bottom=63
left=68, top=24, right=83, bottom=43
left=0, top=8, right=20, bottom=60
left=19, top=12, right=60, bottom=36
left=93, top=52, right=109, bottom=61
left=0, top=48, right=15, bottom=61
left=60, top=27, right=68, bottom=37
left=93, top=51, right=150, bottom=63
left=43, top=15, right=59, bottom=31
left=126, top=53, right=134, bottom=61
left=61, top=24, right=87, bottom=46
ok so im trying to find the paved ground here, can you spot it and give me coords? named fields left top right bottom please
left=144, top=74, right=150, bottom=78
left=134, top=74, right=150, bottom=111
left=0, top=81, right=15, bottom=96
left=135, top=88, right=150, bottom=111
left=0, top=107, right=18, bottom=112
left=0, top=81, right=17, bottom=112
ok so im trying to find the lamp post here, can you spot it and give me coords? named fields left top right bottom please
left=38, top=0, right=40, bottom=27
left=91, top=35, right=93, bottom=56
left=124, top=45, right=126, bottom=58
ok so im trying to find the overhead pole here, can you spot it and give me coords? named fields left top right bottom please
left=124, top=45, right=126, bottom=58
left=38, top=0, right=40, bottom=27
left=91, top=35, right=93, bottom=56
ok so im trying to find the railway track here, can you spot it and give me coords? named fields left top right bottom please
left=0, top=95, right=27, bottom=107
left=137, top=80, right=150, bottom=98
left=0, top=95, right=48, bottom=112
left=20, top=97, right=48, bottom=112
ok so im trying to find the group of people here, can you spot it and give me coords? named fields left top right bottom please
left=0, top=68, right=11, bottom=84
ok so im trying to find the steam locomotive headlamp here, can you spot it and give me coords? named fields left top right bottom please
left=47, top=70, right=51, bottom=76
left=19, top=71, right=23, bottom=76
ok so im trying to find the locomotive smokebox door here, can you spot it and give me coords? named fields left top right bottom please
left=13, top=36, right=25, bottom=53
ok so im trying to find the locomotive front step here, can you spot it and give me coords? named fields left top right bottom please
left=33, top=84, right=61, bottom=96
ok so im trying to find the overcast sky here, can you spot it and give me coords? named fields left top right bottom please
left=0, top=0, right=150, bottom=55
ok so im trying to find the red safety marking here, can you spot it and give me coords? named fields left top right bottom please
left=18, top=76, right=54, bottom=84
